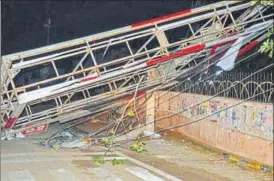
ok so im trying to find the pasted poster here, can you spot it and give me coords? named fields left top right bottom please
left=223, top=103, right=231, bottom=127
left=231, top=107, right=239, bottom=129
left=210, top=100, right=220, bottom=122
left=163, top=93, right=273, bottom=139
left=243, top=105, right=247, bottom=124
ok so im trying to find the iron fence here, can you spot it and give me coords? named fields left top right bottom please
left=171, top=72, right=273, bottom=103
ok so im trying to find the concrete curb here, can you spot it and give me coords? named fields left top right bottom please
left=222, top=152, right=273, bottom=174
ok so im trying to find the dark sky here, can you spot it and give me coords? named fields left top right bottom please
left=1, top=0, right=218, bottom=55
left=1, top=0, right=271, bottom=72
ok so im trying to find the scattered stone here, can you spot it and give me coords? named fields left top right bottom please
left=143, top=130, right=161, bottom=139
left=222, top=153, right=229, bottom=159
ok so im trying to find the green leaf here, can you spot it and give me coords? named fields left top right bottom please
left=262, top=1, right=274, bottom=6
left=108, top=129, right=115, bottom=136
left=130, top=141, right=147, bottom=153
left=259, top=38, right=273, bottom=58
left=112, top=158, right=126, bottom=166
left=92, top=156, right=105, bottom=164
left=269, top=49, right=273, bottom=58
left=250, top=0, right=257, bottom=6
left=130, top=143, right=139, bottom=150
left=251, top=0, right=274, bottom=6
left=102, top=137, right=111, bottom=146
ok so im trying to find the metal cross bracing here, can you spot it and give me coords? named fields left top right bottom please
left=1, top=1, right=273, bottom=132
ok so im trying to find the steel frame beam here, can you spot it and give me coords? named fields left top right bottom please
left=1, top=1, right=272, bottom=129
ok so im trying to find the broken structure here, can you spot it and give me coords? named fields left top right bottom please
left=1, top=1, right=273, bottom=141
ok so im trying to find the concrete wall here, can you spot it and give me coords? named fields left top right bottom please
left=155, top=91, right=273, bottom=166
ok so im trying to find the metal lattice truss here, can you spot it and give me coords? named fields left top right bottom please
left=1, top=1, right=273, bottom=131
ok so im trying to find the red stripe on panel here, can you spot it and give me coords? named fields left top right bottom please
left=206, top=40, right=236, bottom=72
left=80, top=76, right=99, bottom=82
left=146, top=55, right=173, bottom=67
left=4, top=117, right=16, bottom=129
left=131, top=9, right=192, bottom=28
left=146, top=43, right=205, bottom=67
left=210, top=40, right=236, bottom=55
left=238, top=40, right=259, bottom=57
left=181, top=43, right=206, bottom=55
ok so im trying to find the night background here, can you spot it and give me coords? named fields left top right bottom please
left=1, top=0, right=272, bottom=72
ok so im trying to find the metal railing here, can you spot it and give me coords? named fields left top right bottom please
left=175, top=72, right=273, bottom=103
